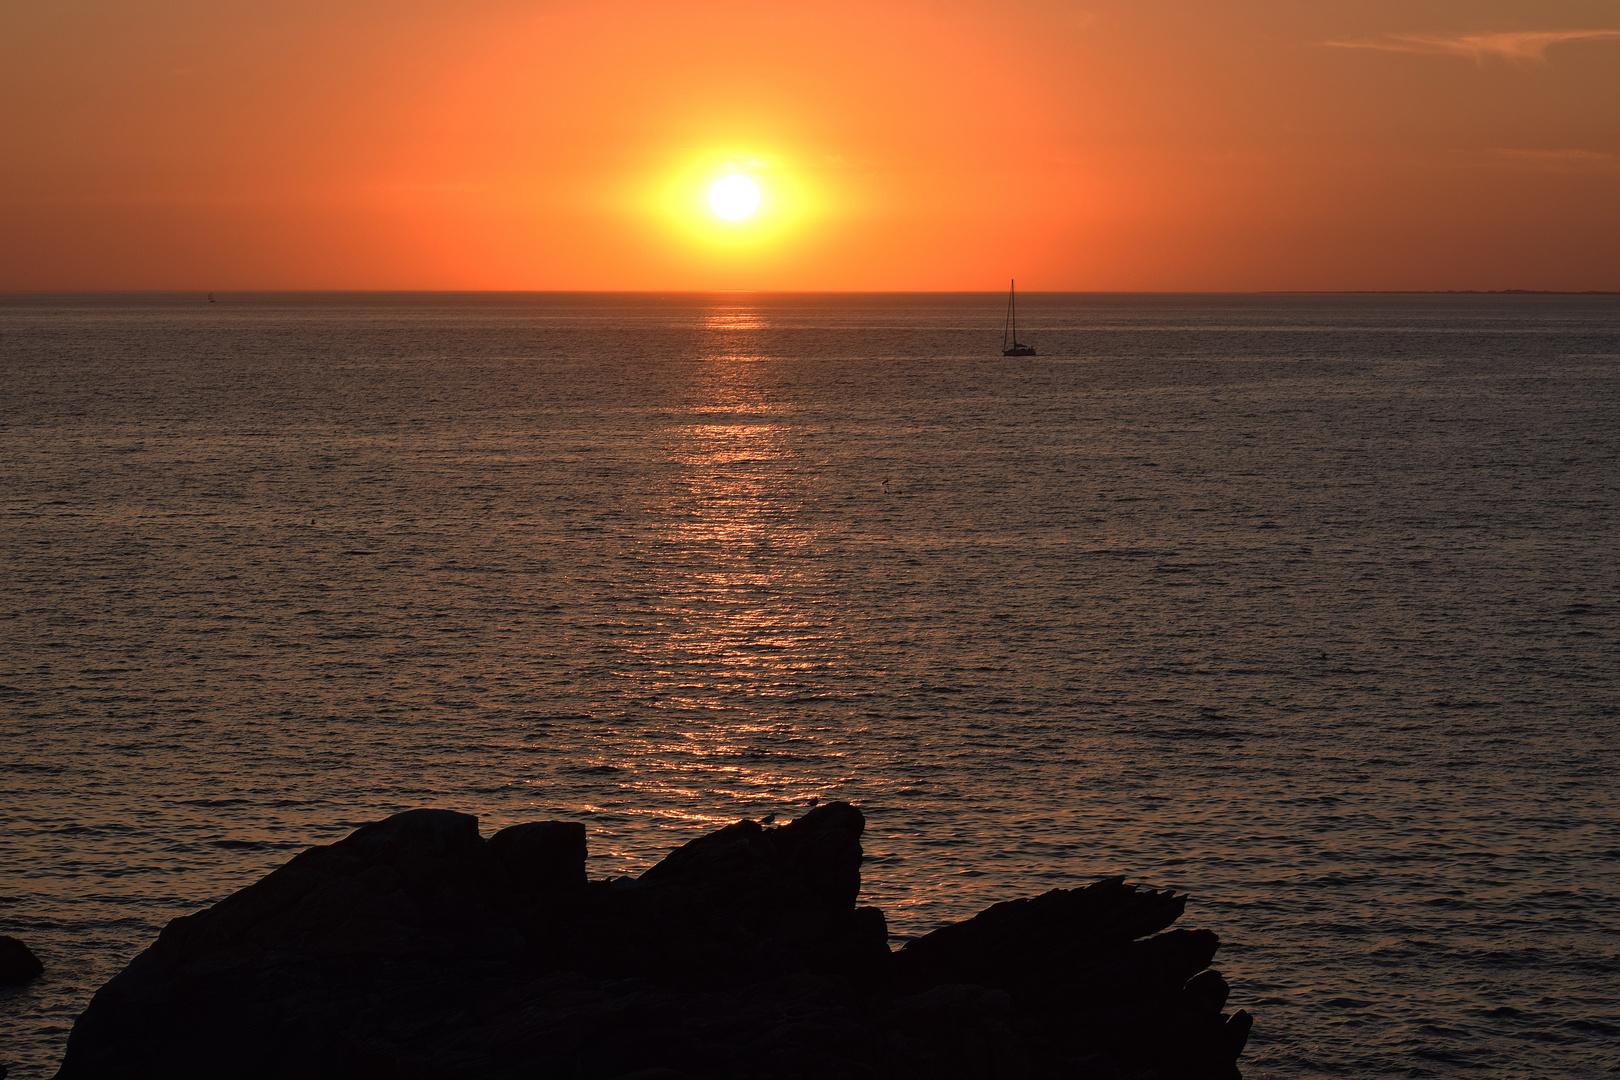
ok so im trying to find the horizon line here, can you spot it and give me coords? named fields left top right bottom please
left=5, top=288, right=1619, bottom=297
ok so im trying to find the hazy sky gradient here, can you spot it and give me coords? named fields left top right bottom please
left=4, top=0, right=1618, bottom=290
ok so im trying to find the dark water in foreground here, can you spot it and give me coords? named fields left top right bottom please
left=1, top=292, right=1617, bottom=1078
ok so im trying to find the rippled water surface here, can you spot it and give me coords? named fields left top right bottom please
left=2, top=292, right=1618, bottom=1078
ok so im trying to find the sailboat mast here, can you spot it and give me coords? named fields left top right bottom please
left=1003, top=279, right=1013, bottom=350
left=1010, top=279, right=1017, bottom=344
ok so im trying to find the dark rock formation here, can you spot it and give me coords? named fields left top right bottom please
left=0, top=936, right=44, bottom=985
left=487, top=820, right=587, bottom=898
left=56, top=805, right=1251, bottom=1079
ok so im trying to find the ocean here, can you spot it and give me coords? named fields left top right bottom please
left=2, top=292, right=1616, bottom=1078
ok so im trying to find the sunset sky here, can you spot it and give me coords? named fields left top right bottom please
left=4, top=0, right=1618, bottom=291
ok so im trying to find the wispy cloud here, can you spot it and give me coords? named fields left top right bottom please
left=1450, top=148, right=1620, bottom=173
left=1327, top=29, right=1620, bottom=64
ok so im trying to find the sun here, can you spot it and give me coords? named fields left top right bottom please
left=648, top=152, right=815, bottom=252
left=709, top=175, right=761, bottom=220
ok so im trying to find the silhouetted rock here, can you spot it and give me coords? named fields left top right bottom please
left=55, top=805, right=1251, bottom=1079
left=892, top=880, right=1249, bottom=1077
left=488, top=820, right=587, bottom=898
left=0, top=936, right=44, bottom=985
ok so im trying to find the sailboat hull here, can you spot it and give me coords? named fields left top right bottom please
left=1003, top=345, right=1037, bottom=356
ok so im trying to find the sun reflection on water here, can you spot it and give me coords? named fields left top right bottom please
left=698, top=307, right=772, bottom=356
left=702, top=308, right=767, bottom=331
left=585, top=304, right=856, bottom=841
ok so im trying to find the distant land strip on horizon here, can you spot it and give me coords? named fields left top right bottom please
left=1324, top=289, right=1620, bottom=295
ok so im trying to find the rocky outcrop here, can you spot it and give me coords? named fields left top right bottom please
left=0, top=936, right=44, bottom=985
left=55, top=805, right=1251, bottom=1079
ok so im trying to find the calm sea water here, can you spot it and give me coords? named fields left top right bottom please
left=2, top=292, right=1617, bottom=1078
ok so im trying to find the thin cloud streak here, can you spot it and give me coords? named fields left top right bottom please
left=1449, top=148, right=1620, bottom=173
left=1327, top=29, right=1620, bottom=64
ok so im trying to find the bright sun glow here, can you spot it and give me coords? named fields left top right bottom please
left=648, top=152, right=817, bottom=258
left=709, top=175, right=761, bottom=220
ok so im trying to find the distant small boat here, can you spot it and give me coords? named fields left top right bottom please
left=1002, top=279, right=1035, bottom=356
left=207, top=292, right=215, bottom=303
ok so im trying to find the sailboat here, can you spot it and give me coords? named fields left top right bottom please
left=1002, top=279, right=1036, bottom=356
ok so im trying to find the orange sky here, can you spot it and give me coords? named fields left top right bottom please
left=3, top=0, right=1618, bottom=291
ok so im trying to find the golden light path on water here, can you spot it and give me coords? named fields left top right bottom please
left=530, top=306, right=872, bottom=871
